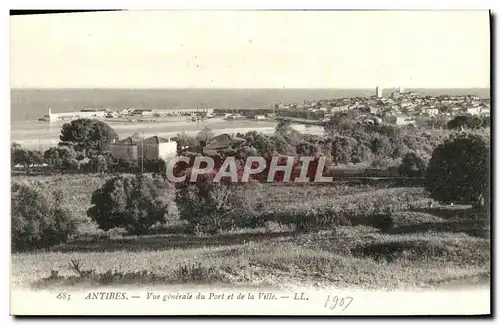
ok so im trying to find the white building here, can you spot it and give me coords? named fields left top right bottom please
left=139, top=136, right=177, bottom=161
left=426, top=108, right=439, bottom=116
left=376, top=86, right=384, bottom=98
left=110, top=135, right=177, bottom=161
left=466, top=107, right=481, bottom=115
left=110, top=136, right=140, bottom=160
left=42, top=107, right=107, bottom=122
left=395, top=116, right=415, bottom=126
left=480, top=107, right=490, bottom=116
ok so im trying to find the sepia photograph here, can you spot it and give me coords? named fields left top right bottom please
left=8, top=9, right=491, bottom=316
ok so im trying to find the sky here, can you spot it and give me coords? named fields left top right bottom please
left=10, top=10, right=490, bottom=89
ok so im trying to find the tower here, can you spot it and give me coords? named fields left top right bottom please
left=46, top=107, right=54, bottom=122
left=399, top=86, right=405, bottom=93
left=376, top=86, right=383, bottom=98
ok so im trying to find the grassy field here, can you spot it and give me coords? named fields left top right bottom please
left=12, top=174, right=108, bottom=233
left=10, top=174, right=490, bottom=290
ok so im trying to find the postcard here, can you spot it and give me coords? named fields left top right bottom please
left=9, top=9, right=491, bottom=316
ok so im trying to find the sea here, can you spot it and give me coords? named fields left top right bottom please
left=10, top=88, right=490, bottom=150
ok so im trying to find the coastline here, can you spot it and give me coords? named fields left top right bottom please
left=10, top=117, right=324, bottom=150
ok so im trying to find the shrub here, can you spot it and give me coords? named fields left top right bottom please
left=88, top=154, right=111, bottom=173
left=174, top=132, right=202, bottom=154
left=370, top=156, right=399, bottom=169
left=11, top=145, right=44, bottom=174
left=329, top=136, right=357, bottom=165
left=43, top=146, right=77, bottom=173
left=399, top=151, right=429, bottom=177
left=87, top=174, right=168, bottom=234
left=425, top=132, right=490, bottom=206
left=175, top=171, right=261, bottom=234
left=260, top=187, right=432, bottom=232
left=447, top=115, right=490, bottom=130
left=11, top=180, right=78, bottom=251
left=112, top=159, right=139, bottom=173
left=144, top=158, right=166, bottom=174
left=195, top=126, right=215, bottom=146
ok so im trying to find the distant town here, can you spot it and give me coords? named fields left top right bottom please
left=39, top=86, right=491, bottom=128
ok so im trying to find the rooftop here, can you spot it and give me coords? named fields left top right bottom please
left=142, top=135, right=172, bottom=144
left=113, top=134, right=174, bottom=146
left=203, top=134, right=245, bottom=154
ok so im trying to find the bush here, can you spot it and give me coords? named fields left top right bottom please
left=399, top=151, right=429, bottom=177
left=87, top=174, right=168, bottom=235
left=260, top=187, right=432, bottom=232
left=370, top=156, right=399, bottom=169
left=112, top=159, right=139, bottom=173
left=43, top=146, right=77, bottom=173
left=175, top=171, right=261, bottom=234
left=425, top=132, right=490, bottom=206
left=11, top=180, right=78, bottom=251
left=447, top=115, right=490, bottom=130
left=88, top=154, right=112, bottom=173
left=11, top=145, right=44, bottom=174
left=144, top=158, right=166, bottom=174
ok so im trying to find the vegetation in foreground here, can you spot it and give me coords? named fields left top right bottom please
left=12, top=222, right=489, bottom=290
left=10, top=118, right=491, bottom=290
left=11, top=180, right=490, bottom=290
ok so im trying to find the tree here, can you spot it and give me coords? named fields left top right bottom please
left=351, top=143, right=373, bottom=164
left=174, top=132, right=201, bottom=154
left=243, top=132, right=278, bottom=159
left=175, top=171, right=260, bottom=234
left=235, top=145, right=258, bottom=161
left=195, top=127, right=215, bottom=146
left=87, top=174, right=168, bottom=234
left=330, top=136, right=357, bottom=165
left=447, top=115, right=489, bottom=130
left=370, top=135, right=392, bottom=157
left=43, top=146, right=77, bottom=173
left=370, top=156, right=397, bottom=169
left=11, top=145, right=43, bottom=174
left=88, top=154, right=111, bottom=174
left=144, top=158, right=166, bottom=174
left=272, top=134, right=297, bottom=155
left=275, top=119, right=293, bottom=135
left=399, top=151, right=428, bottom=177
left=447, top=115, right=473, bottom=130
left=113, top=159, right=139, bottom=173
left=11, top=143, right=22, bottom=167
left=425, top=133, right=490, bottom=206
left=430, top=115, right=450, bottom=129
left=11, top=180, right=78, bottom=251
left=390, top=135, right=410, bottom=159
left=296, top=141, right=320, bottom=156
left=59, top=118, right=118, bottom=156
left=323, top=113, right=356, bottom=136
